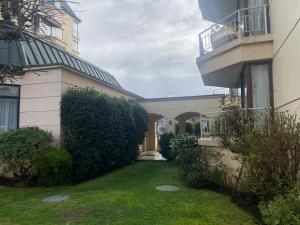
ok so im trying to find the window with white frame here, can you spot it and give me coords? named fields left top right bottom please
left=73, top=20, right=79, bottom=38
left=0, top=85, right=20, bottom=133
left=40, top=21, right=63, bottom=40
left=72, top=40, right=79, bottom=52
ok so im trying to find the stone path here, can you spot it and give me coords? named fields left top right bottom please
left=138, top=151, right=166, bottom=161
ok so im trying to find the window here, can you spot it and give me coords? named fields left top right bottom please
left=240, top=63, right=271, bottom=109
left=40, top=22, right=63, bottom=40
left=0, top=85, right=20, bottom=133
left=72, top=40, right=78, bottom=52
left=52, top=26, right=63, bottom=40
left=251, top=64, right=270, bottom=109
left=73, top=21, right=79, bottom=38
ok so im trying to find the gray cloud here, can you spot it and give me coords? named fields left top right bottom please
left=73, top=0, right=220, bottom=98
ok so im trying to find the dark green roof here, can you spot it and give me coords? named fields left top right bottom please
left=0, top=34, right=122, bottom=89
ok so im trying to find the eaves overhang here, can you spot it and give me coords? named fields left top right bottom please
left=198, top=0, right=237, bottom=23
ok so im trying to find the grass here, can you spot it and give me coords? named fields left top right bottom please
left=0, top=162, right=258, bottom=225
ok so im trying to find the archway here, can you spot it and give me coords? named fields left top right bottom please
left=142, top=113, right=164, bottom=152
left=175, top=112, right=201, bottom=136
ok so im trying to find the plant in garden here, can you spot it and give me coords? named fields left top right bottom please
left=169, top=134, right=198, bottom=159
left=0, top=127, right=52, bottom=181
left=215, top=107, right=255, bottom=148
left=260, top=182, right=300, bottom=225
left=159, top=133, right=175, bottom=161
left=185, top=122, right=194, bottom=134
left=34, top=147, right=73, bottom=186
left=194, top=121, right=201, bottom=137
left=235, top=109, right=300, bottom=201
left=176, top=145, right=231, bottom=190
left=61, top=87, right=148, bottom=182
left=176, top=146, right=209, bottom=188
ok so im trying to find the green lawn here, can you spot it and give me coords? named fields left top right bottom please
left=0, top=162, right=257, bottom=225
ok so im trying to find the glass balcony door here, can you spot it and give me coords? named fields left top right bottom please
left=241, top=63, right=272, bottom=109
left=251, top=64, right=270, bottom=109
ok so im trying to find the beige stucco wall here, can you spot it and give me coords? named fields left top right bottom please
left=16, top=68, right=62, bottom=140
left=61, top=69, right=136, bottom=100
left=270, top=0, right=300, bottom=115
left=139, top=96, right=223, bottom=119
left=15, top=67, right=137, bottom=141
left=63, top=13, right=80, bottom=55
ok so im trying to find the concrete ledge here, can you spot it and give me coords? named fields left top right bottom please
left=198, top=137, right=222, bottom=147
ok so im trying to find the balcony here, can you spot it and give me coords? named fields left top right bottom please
left=197, top=5, right=273, bottom=88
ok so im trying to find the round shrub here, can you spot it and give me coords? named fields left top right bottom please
left=0, top=127, right=52, bottom=181
left=169, top=134, right=198, bottom=159
left=34, top=147, right=73, bottom=186
left=159, top=133, right=175, bottom=161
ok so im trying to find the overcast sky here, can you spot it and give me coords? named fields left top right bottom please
left=73, top=0, right=223, bottom=98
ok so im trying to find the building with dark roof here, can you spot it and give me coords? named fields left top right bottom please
left=0, top=32, right=142, bottom=140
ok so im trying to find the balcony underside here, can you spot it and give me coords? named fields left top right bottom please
left=196, top=35, right=273, bottom=88
left=198, top=0, right=237, bottom=22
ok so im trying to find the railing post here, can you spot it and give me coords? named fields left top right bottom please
left=237, top=9, right=242, bottom=37
left=264, top=5, right=268, bottom=34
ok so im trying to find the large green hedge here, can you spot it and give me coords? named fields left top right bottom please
left=61, top=88, right=148, bottom=181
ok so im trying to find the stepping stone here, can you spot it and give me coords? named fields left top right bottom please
left=42, top=195, right=69, bottom=203
left=156, top=185, right=179, bottom=192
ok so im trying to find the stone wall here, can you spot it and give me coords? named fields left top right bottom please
left=199, top=137, right=242, bottom=187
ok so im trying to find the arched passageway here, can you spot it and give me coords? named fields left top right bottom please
left=175, top=112, right=200, bottom=135
left=139, top=95, right=224, bottom=152
left=142, top=113, right=163, bottom=152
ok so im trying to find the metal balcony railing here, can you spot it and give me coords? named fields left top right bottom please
left=199, top=5, right=269, bottom=56
left=199, top=108, right=266, bottom=138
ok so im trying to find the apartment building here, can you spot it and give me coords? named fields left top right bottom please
left=39, top=0, right=81, bottom=55
left=196, top=0, right=300, bottom=114
left=0, top=0, right=81, bottom=55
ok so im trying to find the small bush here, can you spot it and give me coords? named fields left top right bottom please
left=176, top=146, right=229, bottom=190
left=237, top=110, right=300, bottom=201
left=176, top=146, right=209, bottom=188
left=34, top=147, right=73, bottom=186
left=0, top=127, right=52, bottom=181
left=169, top=134, right=198, bottom=159
left=215, top=107, right=254, bottom=147
left=260, top=182, right=300, bottom=225
left=159, top=133, right=175, bottom=161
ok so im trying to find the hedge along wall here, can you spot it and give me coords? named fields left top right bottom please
left=61, top=88, right=148, bottom=181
